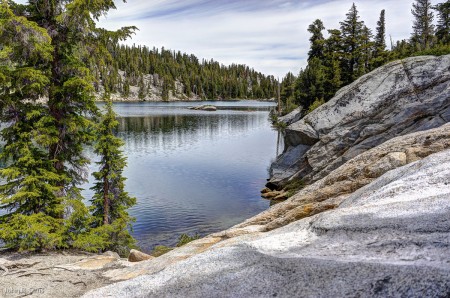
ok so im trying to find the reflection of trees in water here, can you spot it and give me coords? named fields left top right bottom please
left=117, top=113, right=271, bottom=152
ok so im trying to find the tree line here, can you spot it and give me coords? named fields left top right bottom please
left=279, top=0, right=450, bottom=114
left=97, top=44, right=278, bottom=101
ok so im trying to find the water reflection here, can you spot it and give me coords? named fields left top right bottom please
left=2, top=101, right=282, bottom=252
left=101, top=102, right=282, bottom=251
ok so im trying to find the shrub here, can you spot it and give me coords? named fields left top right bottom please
left=151, top=245, right=173, bottom=257
left=284, top=179, right=306, bottom=198
left=412, top=44, right=450, bottom=57
left=176, top=233, right=200, bottom=247
left=308, top=98, right=325, bottom=114
left=0, top=213, right=65, bottom=252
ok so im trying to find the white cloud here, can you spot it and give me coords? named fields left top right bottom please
left=14, top=0, right=442, bottom=78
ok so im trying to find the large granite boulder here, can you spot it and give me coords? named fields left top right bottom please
left=277, top=106, right=303, bottom=125
left=269, top=55, right=450, bottom=189
left=83, top=149, right=450, bottom=297
left=128, top=249, right=154, bottom=262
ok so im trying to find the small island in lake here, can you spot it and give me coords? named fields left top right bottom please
left=188, top=105, right=217, bottom=111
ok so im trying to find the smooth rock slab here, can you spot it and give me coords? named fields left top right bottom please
left=83, top=150, right=450, bottom=298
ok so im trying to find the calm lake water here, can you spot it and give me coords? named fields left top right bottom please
left=81, top=100, right=281, bottom=252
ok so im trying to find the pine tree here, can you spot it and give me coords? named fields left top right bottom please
left=138, top=75, right=146, bottom=100
left=279, top=72, right=296, bottom=110
left=359, top=25, right=374, bottom=74
left=308, top=19, right=326, bottom=60
left=27, top=0, right=136, bottom=202
left=411, top=0, right=435, bottom=50
left=90, top=100, right=136, bottom=253
left=1, top=0, right=135, bottom=252
left=324, top=29, right=343, bottom=98
left=294, top=58, right=326, bottom=109
left=434, top=1, right=450, bottom=44
left=122, top=78, right=131, bottom=97
left=0, top=1, right=64, bottom=250
left=373, top=10, right=389, bottom=68
left=340, top=3, right=366, bottom=85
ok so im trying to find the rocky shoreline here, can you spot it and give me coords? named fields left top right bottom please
left=1, top=55, right=449, bottom=297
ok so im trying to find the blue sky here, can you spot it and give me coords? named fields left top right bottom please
left=16, top=0, right=441, bottom=78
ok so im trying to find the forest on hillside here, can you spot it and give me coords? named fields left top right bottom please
left=98, top=45, right=278, bottom=101
left=279, top=0, right=450, bottom=115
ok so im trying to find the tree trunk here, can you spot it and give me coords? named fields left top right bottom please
left=103, top=169, right=110, bottom=225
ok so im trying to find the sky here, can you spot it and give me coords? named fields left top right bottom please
left=16, top=0, right=441, bottom=78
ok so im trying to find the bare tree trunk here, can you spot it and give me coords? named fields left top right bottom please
left=103, top=173, right=110, bottom=225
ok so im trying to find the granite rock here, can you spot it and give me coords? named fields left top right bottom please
left=269, top=55, right=450, bottom=188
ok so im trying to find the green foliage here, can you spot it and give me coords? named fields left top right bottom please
left=0, top=2, right=63, bottom=228
left=434, top=2, right=450, bottom=44
left=411, top=0, right=435, bottom=50
left=176, top=233, right=201, bottom=247
left=72, top=219, right=136, bottom=256
left=138, top=76, right=146, bottom=100
left=283, top=98, right=298, bottom=116
left=0, top=0, right=137, bottom=254
left=372, top=10, right=389, bottom=68
left=0, top=213, right=64, bottom=252
left=411, top=43, right=450, bottom=56
left=107, top=45, right=277, bottom=100
left=308, top=19, right=325, bottom=60
left=340, top=3, right=371, bottom=85
left=308, top=98, right=325, bottom=114
left=295, top=58, right=326, bottom=108
left=284, top=179, right=306, bottom=198
left=151, top=245, right=173, bottom=257
left=89, top=100, right=136, bottom=253
left=71, top=224, right=112, bottom=253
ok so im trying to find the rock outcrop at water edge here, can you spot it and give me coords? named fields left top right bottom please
left=268, top=55, right=450, bottom=189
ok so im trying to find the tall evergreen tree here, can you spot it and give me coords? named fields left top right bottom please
left=340, top=3, right=366, bottom=85
left=324, top=29, right=343, bottom=98
left=411, top=0, right=435, bottom=50
left=434, top=1, right=450, bottom=44
left=0, top=1, right=65, bottom=250
left=359, top=25, right=374, bottom=74
left=27, top=0, right=136, bottom=201
left=295, top=58, right=326, bottom=108
left=279, top=72, right=296, bottom=111
left=308, top=19, right=326, bottom=60
left=89, top=100, right=136, bottom=253
left=1, top=0, right=136, bottom=252
left=373, top=10, right=388, bottom=67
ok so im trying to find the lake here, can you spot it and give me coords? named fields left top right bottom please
left=81, top=100, right=281, bottom=252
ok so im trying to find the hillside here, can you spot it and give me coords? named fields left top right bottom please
left=96, top=45, right=278, bottom=101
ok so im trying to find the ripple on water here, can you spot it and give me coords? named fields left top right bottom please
left=79, top=101, right=281, bottom=252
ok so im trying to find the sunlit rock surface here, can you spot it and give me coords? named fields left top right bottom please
left=84, top=150, right=450, bottom=297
